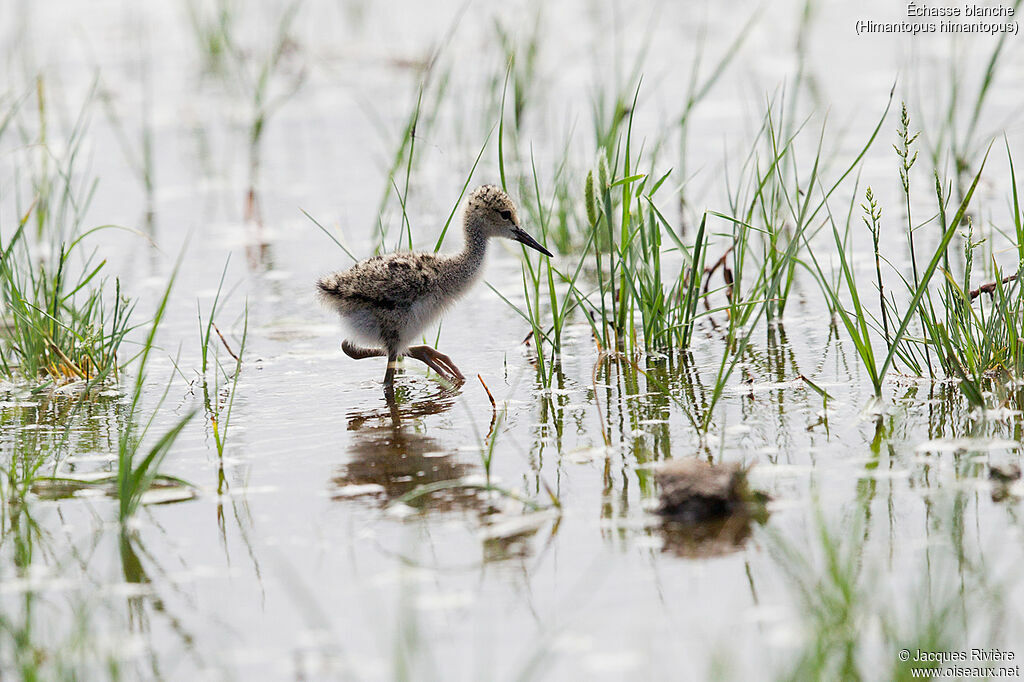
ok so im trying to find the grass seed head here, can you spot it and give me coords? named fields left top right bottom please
left=585, top=170, right=598, bottom=227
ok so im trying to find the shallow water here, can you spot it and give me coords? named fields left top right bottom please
left=2, top=0, right=1024, bottom=679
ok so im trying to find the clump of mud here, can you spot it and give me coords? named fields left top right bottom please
left=655, top=459, right=765, bottom=522
left=654, top=459, right=769, bottom=558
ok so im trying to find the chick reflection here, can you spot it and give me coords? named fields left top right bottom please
left=331, top=386, right=480, bottom=511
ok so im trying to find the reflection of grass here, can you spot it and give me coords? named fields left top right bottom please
left=0, top=504, right=94, bottom=679
left=0, top=406, right=127, bottom=677
left=767, top=500, right=1007, bottom=682
left=391, top=395, right=560, bottom=513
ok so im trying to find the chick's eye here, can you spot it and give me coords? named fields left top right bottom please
left=499, top=210, right=512, bottom=221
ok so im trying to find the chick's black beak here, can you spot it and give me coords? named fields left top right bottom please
left=511, top=226, right=553, bottom=257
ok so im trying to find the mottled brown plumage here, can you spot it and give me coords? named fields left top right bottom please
left=317, top=185, right=552, bottom=393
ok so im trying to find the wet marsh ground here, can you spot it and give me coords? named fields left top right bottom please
left=2, top=0, right=1024, bottom=679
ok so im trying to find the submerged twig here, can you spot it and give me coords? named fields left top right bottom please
left=478, top=373, right=498, bottom=441
left=701, top=246, right=735, bottom=310
left=478, top=374, right=497, bottom=410
left=969, top=271, right=1020, bottom=300
left=591, top=358, right=611, bottom=446
left=212, top=322, right=240, bottom=362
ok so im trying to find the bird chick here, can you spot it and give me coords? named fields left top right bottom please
left=317, top=184, right=552, bottom=394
